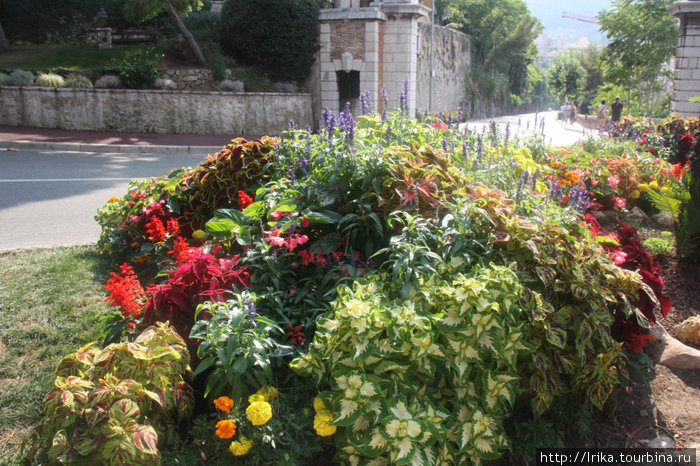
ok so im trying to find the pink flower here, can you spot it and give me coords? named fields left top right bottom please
left=264, top=228, right=286, bottom=247
left=270, top=210, right=292, bottom=221
left=612, top=196, right=627, bottom=210
left=609, top=250, right=628, bottom=265
left=608, top=175, right=620, bottom=189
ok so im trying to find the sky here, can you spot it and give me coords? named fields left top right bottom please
left=525, top=0, right=613, bottom=47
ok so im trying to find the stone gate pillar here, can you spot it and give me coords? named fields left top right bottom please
left=669, top=1, right=700, bottom=116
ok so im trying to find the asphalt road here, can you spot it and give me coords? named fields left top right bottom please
left=0, top=149, right=212, bottom=251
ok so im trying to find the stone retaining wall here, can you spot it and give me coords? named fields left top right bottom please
left=161, top=69, right=240, bottom=90
left=416, top=23, right=469, bottom=114
left=0, top=86, right=312, bottom=136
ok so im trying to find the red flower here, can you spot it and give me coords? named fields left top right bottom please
left=103, top=263, right=145, bottom=318
left=238, top=190, right=254, bottom=209
left=671, top=162, right=688, bottom=180
left=302, top=217, right=310, bottom=228
left=145, top=216, right=167, bottom=242
left=431, top=120, right=448, bottom=131
left=166, top=218, right=180, bottom=236
left=286, top=323, right=306, bottom=346
left=678, top=133, right=694, bottom=155
left=625, top=333, right=656, bottom=353
left=168, top=237, right=201, bottom=264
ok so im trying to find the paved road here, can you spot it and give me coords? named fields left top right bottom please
left=0, top=149, right=212, bottom=251
left=466, top=110, right=591, bottom=147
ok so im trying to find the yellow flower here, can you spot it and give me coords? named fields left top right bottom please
left=229, top=437, right=253, bottom=456
left=649, top=180, right=659, bottom=190
left=255, top=386, right=278, bottom=401
left=192, top=229, right=207, bottom=240
left=214, top=396, right=234, bottom=413
left=637, top=183, right=649, bottom=192
left=313, top=397, right=328, bottom=412
left=313, top=410, right=337, bottom=437
left=246, top=400, right=272, bottom=425
left=215, top=419, right=237, bottom=439
left=248, top=393, right=265, bottom=403
left=107, top=196, right=119, bottom=203
left=630, top=189, right=641, bottom=200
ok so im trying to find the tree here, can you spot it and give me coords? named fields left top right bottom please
left=0, top=19, right=8, bottom=53
left=220, top=0, right=319, bottom=82
left=546, top=50, right=585, bottom=105
left=573, top=44, right=604, bottom=114
left=123, top=0, right=207, bottom=67
left=443, top=0, right=542, bottom=113
left=597, top=0, right=677, bottom=116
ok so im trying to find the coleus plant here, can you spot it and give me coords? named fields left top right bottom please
left=292, top=264, right=531, bottom=464
left=30, top=323, right=193, bottom=465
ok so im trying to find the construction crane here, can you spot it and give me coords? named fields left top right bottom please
left=562, top=11, right=600, bottom=25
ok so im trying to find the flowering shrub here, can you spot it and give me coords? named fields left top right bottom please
left=78, top=88, right=697, bottom=464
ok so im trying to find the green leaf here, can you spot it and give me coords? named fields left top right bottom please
left=306, top=210, right=343, bottom=224
left=131, top=425, right=158, bottom=456
left=110, top=399, right=141, bottom=422
left=545, top=325, right=567, bottom=349
left=205, top=217, right=236, bottom=237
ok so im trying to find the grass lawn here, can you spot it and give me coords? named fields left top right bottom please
left=0, top=246, right=110, bottom=463
left=0, top=44, right=161, bottom=71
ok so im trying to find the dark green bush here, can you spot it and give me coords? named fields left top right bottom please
left=113, top=48, right=162, bottom=89
left=220, top=0, right=319, bottom=82
left=0, top=0, right=98, bottom=43
left=209, top=51, right=227, bottom=81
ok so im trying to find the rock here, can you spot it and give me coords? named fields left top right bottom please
left=649, top=323, right=700, bottom=370
left=642, top=436, right=675, bottom=448
left=591, top=209, right=617, bottom=223
left=674, top=316, right=700, bottom=346
left=653, top=212, right=675, bottom=227
left=625, top=206, right=649, bottom=224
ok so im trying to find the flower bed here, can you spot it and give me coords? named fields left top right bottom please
left=22, top=99, right=700, bottom=464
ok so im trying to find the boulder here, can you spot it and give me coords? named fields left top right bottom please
left=625, top=206, right=649, bottom=224
left=674, top=316, right=700, bottom=346
left=653, top=212, right=675, bottom=228
left=649, top=323, right=700, bottom=370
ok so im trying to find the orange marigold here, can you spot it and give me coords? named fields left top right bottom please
left=215, top=419, right=237, bottom=439
left=214, top=396, right=234, bottom=413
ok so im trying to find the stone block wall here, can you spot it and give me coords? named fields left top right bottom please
left=416, top=23, right=469, bottom=115
left=0, top=86, right=313, bottom=136
left=161, top=69, right=241, bottom=90
left=669, top=2, right=700, bottom=116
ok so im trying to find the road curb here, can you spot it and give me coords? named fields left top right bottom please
left=0, top=140, right=222, bottom=155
